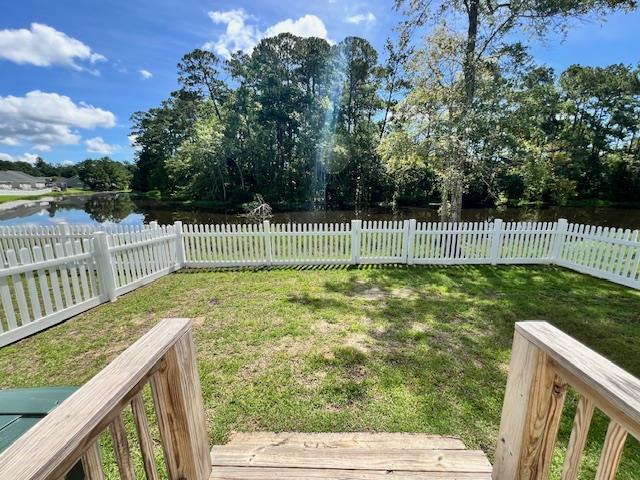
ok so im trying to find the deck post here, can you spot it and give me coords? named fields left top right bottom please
left=550, top=218, right=568, bottom=264
left=351, top=219, right=362, bottom=265
left=94, top=231, right=118, bottom=302
left=490, top=219, right=503, bottom=265
left=492, top=326, right=568, bottom=480
left=173, top=221, right=186, bottom=268
left=263, top=220, right=273, bottom=266
left=151, top=327, right=211, bottom=480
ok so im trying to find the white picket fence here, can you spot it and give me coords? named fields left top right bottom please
left=1, top=218, right=639, bottom=347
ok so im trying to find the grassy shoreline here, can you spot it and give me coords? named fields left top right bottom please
left=0, top=188, right=94, bottom=205
left=0, top=265, right=638, bottom=478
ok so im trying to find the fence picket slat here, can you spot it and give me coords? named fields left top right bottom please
left=6, top=250, right=30, bottom=325
left=19, top=248, right=41, bottom=321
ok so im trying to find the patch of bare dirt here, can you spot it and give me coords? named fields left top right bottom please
left=410, top=322, right=429, bottom=333
left=360, top=287, right=386, bottom=301
left=391, top=287, right=420, bottom=300
left=237, top=335, right=314, bottom=381
left=313, top=320, right=341, bottom=335
left=192, top=316, right=206, bottom=328
left=344, top=333, right=371, bottom=354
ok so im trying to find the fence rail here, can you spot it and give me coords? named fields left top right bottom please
left=1, top=218, right=639, bottom=347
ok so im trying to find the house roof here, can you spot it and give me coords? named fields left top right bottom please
left=0, top=171, right=49, bottom=183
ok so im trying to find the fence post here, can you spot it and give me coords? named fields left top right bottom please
left=58, top=222, right=70, bottom=246
left=490, top=219, right=503, bottom=266
left=550, top=218, right=568, bottom=264
left=404, top=219, right=416, bottom=265
left=94, top=231, right=117, bottom=302
left=173, top=221, right=186, bottom=269
left=351, top=219, right=362, bottom=265
left=263, top=220, right=273, bottom=266
left=149, top=221, right=159, bottom=229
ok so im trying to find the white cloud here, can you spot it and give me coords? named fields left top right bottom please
left=345, top=13, right=376, bottom=25
left=204, top=9, right=261, bottom=59
left=0, top=91, right=116, bottom=149
left=139, top=69, right=153, bottom=79
left=264, top=15, right=328, bottom=39
left=0, top=23, right=106, bottom=71
left=61, top=160, right=76, bottom=166
left=204, top=9, right=330, bottom=59
left=85, top=136, right=120, bottom=154
left=128, top=134, right=142, bottom=152
left=0, top=152, right=39, bottom=164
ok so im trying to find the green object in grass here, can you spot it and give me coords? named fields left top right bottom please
left=0, top=387, right=83, bottom=479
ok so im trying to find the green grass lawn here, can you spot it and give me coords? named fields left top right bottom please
left=0, top=188, right=92, bottom=204
left=0, top=265, right=638, bottom=478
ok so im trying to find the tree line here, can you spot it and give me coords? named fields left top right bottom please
left=128, top=0, right=638, bottom=219
left=0, top=157, right=132, bottom=192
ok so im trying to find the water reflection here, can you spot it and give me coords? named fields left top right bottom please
left=83, top=194, right=137, bottom=223
left=1, top=193, right=639, bottom=229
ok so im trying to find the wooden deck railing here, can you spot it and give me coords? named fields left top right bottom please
left=1, top=318, right=638, bottom=479
left=493, top=321, right=640, bottom=479
left=0, top=318, right=210, bottom=480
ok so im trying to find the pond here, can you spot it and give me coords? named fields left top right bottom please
left=1, top=192, right=640, bottom=229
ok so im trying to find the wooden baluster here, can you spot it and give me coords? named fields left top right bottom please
left=131, top=392, right=160, bottom=480
left=151, top=327, right=210, bottom=480
left=81, top=442, right=105, bottom=480
left=595, top=421, right=628, bottom=480
left=110, top=413, right=136, bottom=480
left=493, top=329, right=568, bottom=480
left=561, top=396, right=595, bottom=480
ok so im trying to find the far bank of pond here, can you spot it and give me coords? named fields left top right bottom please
left=1, top=192, right=640, bottom=229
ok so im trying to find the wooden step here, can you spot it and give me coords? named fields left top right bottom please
left=210, top=433, right=492, bottom=479
left=225, top=432, right=467, bottom=450
left=211, top=445, right=491, bottom=472
left=210, top=466, right=492, bottom=479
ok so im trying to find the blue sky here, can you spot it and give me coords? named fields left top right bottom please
left=0, top=1, right=638, bottom=166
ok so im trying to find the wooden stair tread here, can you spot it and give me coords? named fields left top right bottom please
left=211, top=447, right=491, bottom=473
left=210, top=433, right=492, bottom=479
left=225, top=432, right=467, bottom=450
left=210, top=466, right=492, bottom=479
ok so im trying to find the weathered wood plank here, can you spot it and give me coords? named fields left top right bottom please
left=561, top=396, right=595, bottom=480
left=152, top=328, right=211, bottom=480
left=81, top=442, right=104, bottom=480
left=210, top=445, right=492, bottom=473
left=131, top=392, right=160, bottom=480
left=110, top=413, right=135, bottom=480
left=225, top=432, right=466, bottom=450
left=210, top=466, right=492, bottom=480
left=594, top=421, right=628, bottom=480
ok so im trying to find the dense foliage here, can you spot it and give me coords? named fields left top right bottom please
left=0, top=156, right=132, bottom=192
left=393, top=0, right=637, bottom=220
left=77, top=157, right=132, bottom=191
left=131, top=31, right=639, bottom=212
left=0, top=157, right=79, bottom=178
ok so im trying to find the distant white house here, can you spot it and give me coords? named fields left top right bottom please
left=0, top=170, right=51, bottom=195
left=53, top=175, right=86, bottom=189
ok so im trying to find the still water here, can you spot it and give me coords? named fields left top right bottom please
left=2, top=193, right=640, bottom=229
